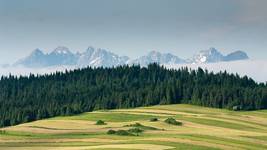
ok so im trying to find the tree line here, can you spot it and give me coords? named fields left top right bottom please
left=0, top=63, right=266, bottom=127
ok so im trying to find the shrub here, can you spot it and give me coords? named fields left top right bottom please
left=124, top=122, right=159, bottom=130
left=95, top=120, right=106, bottom=125
left=107, top=129, right=116, bottom=135
left=164, top=118, right=182, bottom=126
left=128, top=128, right=143, bottom=134
left=150, top=118, right=158, bottom=122
left=124, top=122, right=141, bottom=127
left=107, top=129, right=134, bottom=136
left=128, top=128, right=143, bottom=136
left=116, top=130, right=134, bottom=136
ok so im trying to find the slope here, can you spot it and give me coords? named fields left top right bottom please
left=1, top=104, right=267, bottom=150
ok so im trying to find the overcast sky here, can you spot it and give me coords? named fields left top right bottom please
left=0, top=0, right=267, bottom=64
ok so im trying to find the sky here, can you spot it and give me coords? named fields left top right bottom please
left=0, top=0, right=267, bottom=64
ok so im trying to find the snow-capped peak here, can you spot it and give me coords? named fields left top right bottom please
left=31, top=48, right=44, bottom=56
left=189, top=47, right=224, bottom=63
left=188, top=48, right=249, bottom=64
left=52, top=46, right=72, bottom=55
left=130, top=50, right=185, bottom=66
left=85, top=46, right=95, bottom=53
left=77, top=47, right=129, bottom=67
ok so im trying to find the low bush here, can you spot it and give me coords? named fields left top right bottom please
left=116, top=130, right=134, bottom=136
left=95, top=120, right=106, bottom=125
left=124, top=123, right=158, bottom=130
left=107, top=129, right=116, bottom=135
left=150, top=118, right=158, bottom=122
left=128, top=128, right=143, bottom=134
left=164, top=118, right=182, bottom=126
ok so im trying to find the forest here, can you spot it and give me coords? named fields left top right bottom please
left=0, top=63, right=266, bottom=127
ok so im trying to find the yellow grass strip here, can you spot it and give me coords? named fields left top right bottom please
left=113, top=108, right=202, bottom=116
left=0, top=144, right=174, bottom=150
left=0, top=138, right=126, bottom=143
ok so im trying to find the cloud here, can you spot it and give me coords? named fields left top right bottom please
left=165, top=60, right=267, bottom=83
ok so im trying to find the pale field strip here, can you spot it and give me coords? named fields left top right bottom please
left=3, top=121, right=131, bottom=134
left=218, top=113, right=267, bottom=125
left=112, top=108, right=203, bottom=116
left=3, top=120, right=107, bottom=134
left=109, top=111, right=173, bottom=117
left=0, top=144, right=174, bottom=150
left=0, top=138, right=127, bottom=143
left=196, top=116, right=267, bottom=131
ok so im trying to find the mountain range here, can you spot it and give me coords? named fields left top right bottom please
left=13, top=47, right=249, bottom=68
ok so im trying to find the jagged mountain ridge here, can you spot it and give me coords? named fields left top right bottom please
left=129, top=51, right=185, bottom=67
left=78, top=47, right=130, bottom=67
left=187, top=47, right=249, bottom=63
left=14, top=49, right=49, bottom=68
left=14, top=47, right=249, bottom=68
left=14, top=46, right=130, bottom=68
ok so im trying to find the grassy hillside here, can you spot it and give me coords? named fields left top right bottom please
left=1, top=104, right=267, bottom=150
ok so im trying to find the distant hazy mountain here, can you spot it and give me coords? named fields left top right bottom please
left=47, top=46, right=78, bottom=66
left=14, top=47, right=78, bottom=68
left=0, top=63, right=10, bottom=68
left=78, top=47, right=129, bottom=67
left=223, top=51, right=249, bottom=62
left=13, top=46, right=249, bottom=68
left=14, top=46, right=129, bottom=68
left=188, top=48, right=249, bottom=64
left=14, top=49, right=48, bottom=68
left=188, top=48, right=224, bottom=63
left=130, top=51, right=185, bottom=66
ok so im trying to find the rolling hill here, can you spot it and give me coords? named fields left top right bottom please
left=1, top=64, right=266, bottom=128
left=1, top=104, right=267, bottom=150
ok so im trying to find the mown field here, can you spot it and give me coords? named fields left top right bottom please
left=1, top=104, right=267, bottom=150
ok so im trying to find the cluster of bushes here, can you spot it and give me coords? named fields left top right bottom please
left=107, top=128, right=144, bottom=136
left=124, top=122, right=158, bottom=130
left=164, top=118, right=182, bottom=126
left=106, top=118, right=182, bottom=136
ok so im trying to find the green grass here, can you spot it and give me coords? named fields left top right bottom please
left=54, top=112, right=158, bottom=122
left=176, top=115, right=260, bottom=131
left=176, top=134, right=267, bottom=149
left=243, top=135, right=267, bottom=141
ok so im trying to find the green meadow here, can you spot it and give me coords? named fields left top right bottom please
left=1, top=104, right=267, bottom=150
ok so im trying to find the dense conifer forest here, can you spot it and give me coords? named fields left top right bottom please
left=0, top=64, right=266, bottom=127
